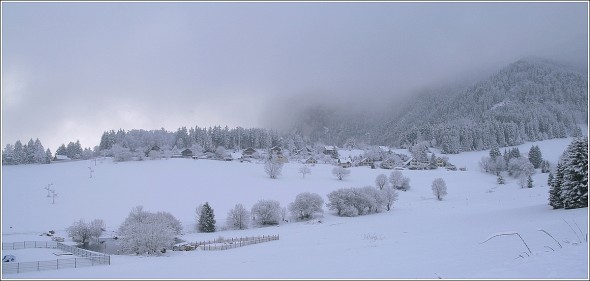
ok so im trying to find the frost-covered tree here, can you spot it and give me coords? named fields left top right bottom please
left=226, top=203, right=250, bottom=230
left=382, top=186, right=399, bottom=211
left=361, top=186, right=386, bottom=213
left=411, top=141, right=429, bottom=163
left=389, top=171, right=411, bottom=191
left=508, top=157, right=535, bottom=178
left=288, top=192, right=324, bottom=221
left=118, top=206, right=177, bottom=256
left=528, top=145, right=543, bottom=169
left=197, top=202, right=216, bottom=232
left=66, top=218, right=105, bottom=246
left=298, top=165, right=311, bottom=178
left=527, top=175, right=533, bottom=188
left=251, top=199, right=281, bottom=226
left=111, top=144, right=133, bottom=162
left=154, top=211, right=183, bottom=235
left=431, top=178, right=448, bottom=201
left=497, top=175, right=505, bottom=185
left=326, top=187, right=385, bottom=217
left=332, top=166, right=351, bottom=180
left=264, top=159, right=283, bottom=179
left=375, top=174, right=389, bottom=190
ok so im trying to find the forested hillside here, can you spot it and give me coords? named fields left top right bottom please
left=290, top=57, right=588, bottom=153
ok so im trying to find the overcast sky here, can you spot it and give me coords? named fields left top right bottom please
left=2, top=2, right=588, bottom=151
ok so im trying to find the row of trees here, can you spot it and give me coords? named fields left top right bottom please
left=197, top=193, right=327, bottom=234
left=3, top=138, right=97, bottom=165
left=2, top=139, right=52, bottom=165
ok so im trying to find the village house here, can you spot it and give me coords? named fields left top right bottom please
left=181, top=149, right=193, bottom=158
left=53, top=154, right=70, bottom=161
left=338, top=158, right=352, bottom=168
left=242, top=148, right=257, bottom=159
left=305, top=157, right=317, bottom=165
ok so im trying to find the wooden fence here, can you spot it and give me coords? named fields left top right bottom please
left=183, top=234, right=279, bottom=251
left=2, top=241, right=110, bottom=274
left=2, top=241, right=58, bottom=250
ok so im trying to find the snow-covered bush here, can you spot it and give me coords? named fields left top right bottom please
left=431, top=178, right=448, bottom=201
left=251, top=199, right=281, bottom=226
left=226, top=203, right=250, bottom=230
left=117, top=206, right=179, bottom=256
left=288, top=192, right=324, bottom=221
left=326, top=187, right=387, bottom=217
left=66, top=218, right=105, bottom=246
left=332, top=166, right=351, bottom=180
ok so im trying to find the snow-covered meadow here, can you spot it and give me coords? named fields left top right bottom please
left=1, top=137, right=588, bottom=279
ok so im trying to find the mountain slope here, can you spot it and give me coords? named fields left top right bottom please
left=289, top=57, right=588, bottom=153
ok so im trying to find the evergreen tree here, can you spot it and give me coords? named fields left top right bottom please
left=540, top=160, right=551, bottom=173
left=559, top=137, right=588, bottom=209
left=497, top=175, right=505, bottom=184
left=56, top=144, right=67, bottom=156
left=45, top=149, right=53, bottom=164
left=198, top=202, right=216, bottom=232
left=528, top=145, right=543, bottom=169
left=489, top=145, right=501, bottom=160
left=547, top=172, right=554, bottom=186
left=527, top=175, right=533, bottom=188
left=509, top=147, right=521, bottom=159
left=549, top=162, right=565, bottom=209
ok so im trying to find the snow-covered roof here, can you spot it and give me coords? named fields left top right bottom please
left=54, top=155, right=70, bottom=160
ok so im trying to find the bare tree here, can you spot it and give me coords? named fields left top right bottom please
left=332, top=166, right=351, bottom=180
left=264, top=160, right=283, bottom=179
left=375, top=174, right=389, bottom=190
left=298, top=165, right=311, bottom=178
left=432, top=178, right=448, bottom=201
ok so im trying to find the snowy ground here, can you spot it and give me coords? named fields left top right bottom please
left=1, top=137, right=588, bottom=279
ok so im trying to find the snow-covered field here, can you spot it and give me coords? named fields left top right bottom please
left=1, top=137, right=588, bottom=279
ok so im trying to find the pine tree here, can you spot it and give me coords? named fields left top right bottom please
left=560, top=137, right=588, bottom=209
left=497, top=175, right=505, bottom=184
left=547, top=172, right=554, bottom=186
left=510, top=147, right=521, bottom=159
left=527, top=175, right=533, bottom=188
left=549, top=162, right=565, bottom=209
left=528, top=145, right=543, bottom=169
left=489, top=146, right=501, bottom=160
left=198, top=202, right=216, bottom=232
